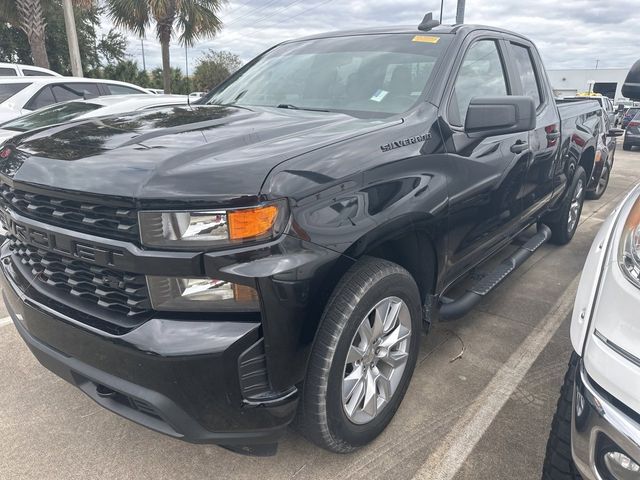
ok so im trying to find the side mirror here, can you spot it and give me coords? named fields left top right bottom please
left=464, top=96, right=536, bottom=138
left=607, top=128, right=625, bottom=137
left=622, top=59, right=640, bottom=101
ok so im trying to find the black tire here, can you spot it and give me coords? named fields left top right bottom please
left=541, top=352, right=583, bottom=480
left=298, top=256, right=422, bottom=453
left=545, top=166, right=586, bottom=245
left=623, top=143, right=632, bottom=151
left=585, top=162, right=610, bottom=200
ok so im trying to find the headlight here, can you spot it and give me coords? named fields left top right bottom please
left=619, top=195, right=640, bottom=287
left=139, top=200, right=288, bottom=249
left=146, top=276, right=260, bottom=312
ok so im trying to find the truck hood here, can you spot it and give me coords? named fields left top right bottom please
left=1, top=104, right=395, bottom=199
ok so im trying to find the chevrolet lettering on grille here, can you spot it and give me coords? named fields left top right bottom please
left=6, top=217, right=126, bottom=267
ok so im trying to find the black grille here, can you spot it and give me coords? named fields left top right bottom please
left=8, top=236, right=151, bottom=317
left=0, top=182, right=139, bottom=242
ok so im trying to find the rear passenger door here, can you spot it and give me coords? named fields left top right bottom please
left=507, top=39, right=560, bottom=220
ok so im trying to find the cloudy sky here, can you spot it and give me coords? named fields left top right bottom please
left=110, top=0, right=640, bottom=72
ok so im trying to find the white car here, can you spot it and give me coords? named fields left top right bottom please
left=189, top=91, right=206, bottom=98
left=542, top=184, right=640, bottom=479
left=0, top=62, right=61, bottom=77
left=0, top=77, right=150, bottom=123
left=0, top=94, right=189, bottom=145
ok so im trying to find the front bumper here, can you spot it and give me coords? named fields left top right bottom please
left=0, top=248, right=298, bottom=447
left=572, top=360, right=640, bottom=480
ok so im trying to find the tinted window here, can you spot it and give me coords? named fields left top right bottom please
left=27, top=86, right=56, bottom=109
left=0, top=67, right=18, bottom=76
left=23, top=69, right=54, bottom=76
left=205, top=33, right=453, bottom=117
left=52, top=83, right=100, bottom=102
left=2, top=101, right=101, bottom=132
left=105, top=84, right=143, bottom=95
left=450, top=40, right=508, bottom=125
left=0, top=82, right=30, bottom=103
left=511, top=43, right=542, bottom=108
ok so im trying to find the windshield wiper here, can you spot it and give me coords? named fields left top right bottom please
left=276, top=104, right=330, bottom=113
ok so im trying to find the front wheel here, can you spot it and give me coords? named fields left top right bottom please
left=541, top=352, right=583, bottom=479
left=298, top=257, right=422, bottom=453
left=623, top=143, right=632, bottom=151
left=586, top=163, right=610, bottom=200
left=545, top=166, right=586, bottom=245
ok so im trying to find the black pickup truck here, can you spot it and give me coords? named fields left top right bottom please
left=0, top=14, right=614, bottom=454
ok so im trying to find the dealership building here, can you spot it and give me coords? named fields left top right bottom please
left=546, top=68, right=629, bottom=101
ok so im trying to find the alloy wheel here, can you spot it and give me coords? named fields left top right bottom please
left=568, top=178, right=584, bottom=234
left=595, top=165, right=609, bottom=197
left=342, top=296, right=412, bottom=425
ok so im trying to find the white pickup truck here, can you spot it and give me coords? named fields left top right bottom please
left=543, top=61, right=640, bottom=480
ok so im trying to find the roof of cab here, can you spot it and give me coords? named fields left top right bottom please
left=287, top=23, right=530, bottom=43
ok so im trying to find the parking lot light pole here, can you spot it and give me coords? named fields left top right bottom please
left=456, top=0, right=466, bottom=24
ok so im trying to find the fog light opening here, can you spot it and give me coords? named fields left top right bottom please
left=604, top=451, right=640, bottom=480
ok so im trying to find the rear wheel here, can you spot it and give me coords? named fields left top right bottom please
left=586, top=163, right=610, bottom=200
left=545, top=166, right=586, bottom=245
left=623, top=143, right=632, bottom=151
left=541, top=352, right=583, bottom=479
left=298, top=257, right=422, bottom=453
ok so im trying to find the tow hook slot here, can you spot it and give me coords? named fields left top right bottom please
left=96, top=384, right=117, bottom=398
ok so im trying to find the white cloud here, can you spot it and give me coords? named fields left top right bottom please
left=102, top=0, right=639, bottom=72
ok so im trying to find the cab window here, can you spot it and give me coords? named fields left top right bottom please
left=449, top=40, right=509, bottom=126
left=511, top=43, right=542, bottom=108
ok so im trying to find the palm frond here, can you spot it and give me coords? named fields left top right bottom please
left=105, top=0, right=151, bottom=38
left=175, top=0, right=225, bottom=46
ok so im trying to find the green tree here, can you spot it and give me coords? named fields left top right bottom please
left=0, top=0, right=50, bottom=68
left=193, top=49, right=241, bottom=92
left=0, top=1, right=128, bottom=75
left=105, top=0, right=226, bottom=94
left=149, top=66, right=191, bottom=94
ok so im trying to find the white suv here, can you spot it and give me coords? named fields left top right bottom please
left=0, top=63, right=61, bottom=77
left=0, top=77, right=150, bottom=122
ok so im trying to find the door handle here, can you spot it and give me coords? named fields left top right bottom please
left=510, top=141, right=529, bottom=154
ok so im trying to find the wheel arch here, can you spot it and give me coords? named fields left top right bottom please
left=342, top=214, right=440, bottom=305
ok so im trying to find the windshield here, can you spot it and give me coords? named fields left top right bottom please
left=1, top=101, right=101, bottom=131
left=203, top=33, right=451, bottom=117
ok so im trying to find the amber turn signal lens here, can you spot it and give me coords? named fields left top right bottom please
left=228, top=205, right=279, bottom=240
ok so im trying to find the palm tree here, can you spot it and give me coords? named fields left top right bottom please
left=0, top=0, right=95, bottom=72
left=106, top=0, right=225, bottom=94
left=0, top=0, right=49, bottom=68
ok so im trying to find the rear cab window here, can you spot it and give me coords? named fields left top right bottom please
left=510, top=43, right=543, bottom=108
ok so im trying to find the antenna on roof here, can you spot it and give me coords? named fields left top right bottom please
left=418, top=12, right=440, bottom=31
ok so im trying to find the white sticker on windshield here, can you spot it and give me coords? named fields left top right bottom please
left=370, top=89, right=388, bottom=102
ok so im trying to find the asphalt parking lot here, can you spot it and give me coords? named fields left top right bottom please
left=1, top=141, right=639, bottom=480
